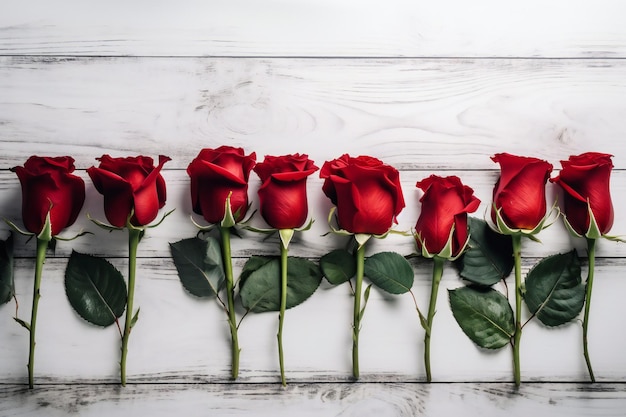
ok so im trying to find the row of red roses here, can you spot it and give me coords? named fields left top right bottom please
left=13, top=148, right=614, bottom=244
left=7, top=147, right=615, bottom=388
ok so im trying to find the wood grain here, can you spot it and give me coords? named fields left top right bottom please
left=1, top=0, right=625, bottom=58
left=1, top=383, right=625, bottom=417
left=1, top=57, right=625, bottom=170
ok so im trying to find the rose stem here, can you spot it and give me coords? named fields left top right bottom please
left=583, top=237, right=597, bottom=382
left=511, top=234, right=523, bottom=387
left=220, top=226, right=240, bottom=380
left=278, top=239, right=288, bottom=386
left=424, top=256, right=445, bottom=383
left=120, top=227, right=141, bottom=387
left=27, top=237, right=47, bottom=389
left=352, top=242, right=366, bottom=380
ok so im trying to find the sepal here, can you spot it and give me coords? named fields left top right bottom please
left=54, top=230, right=92, bottom=242
left=139, top=209, right=175, bottom=230
left=326, top=208, right=409, bottom=245
left=220, top=193, right=237, bottom=229
left=36, top=211, right=53, bottom=242
left=190, top=214, right=216, bottom=232
left=4, top=205, right=55, bottom=242
left=491, top=201, right=560, bottom=240
left=279, top=229, right=295, bottom=250
left=415, top=225, right=470, bottom=261
left=88, top=213, right=124, bottom=232
left=584, top=202, right=603, bottom=240
left=354, top=233, right=372, bottom=249
left=4, top=218, right=35, bottom=238
left=561, top=200, right=625, bottom=242
left=89, top=209, right=174, bottom=233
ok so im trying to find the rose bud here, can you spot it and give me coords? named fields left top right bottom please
left=254, top=154, right=318, bottom=230
left=12, top=156, right=85, bottom=236
left=320, top=154, right=405, bottom=235
left=415, top=175, right=480, bottom=259
left=551, top=152, right=614, bottom=237
left=491, top=153, right=553, bottom=232
left=187, top=146, right=256, bottom=224
left=87, top=154, right=170, bottom=228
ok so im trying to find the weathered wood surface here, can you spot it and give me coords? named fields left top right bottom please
left=2, top=383, right=625, bottom=417
left=1, top=57, right=625, bottom=170
left=1, top=0, right=625, bottom=58
left=1, top=256, right=625, bottom=384
left=2, top=0, right=626, bottom=414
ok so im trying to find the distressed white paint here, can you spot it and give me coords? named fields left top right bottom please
left=1, top=0, right=626, bottom=415
left=1, top=0, right=625, bottom=57
left=0, top=58, right=625, bottom=170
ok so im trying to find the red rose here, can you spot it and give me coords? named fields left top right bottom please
left=320, top=154, right=405, bottom=235
left=254, top=154, right=318, bottom=230
left=491, top=153, right=553, bottom=231
left=87, top=154, right=170, bottom=228
left=12, top=156, right=85, bottom=236
left=187, top=146, right=256, bottom=224
left=550, top=152, right=614, bottom=236
left=415, top=175, right=480, bottom=258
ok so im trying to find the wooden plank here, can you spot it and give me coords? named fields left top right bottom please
left=1, top=256, right=625, bottom=383
left=1, top=57, right=626, bottom=170
left=1, top=1, right=625, bottom=58
left=1, top=383, right=626, bottom=417
left=2, top=169, right=625, bottom=259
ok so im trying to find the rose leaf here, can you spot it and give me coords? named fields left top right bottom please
left=319, top=249, right=355, bottom=285
left=239, top=256, right=322, bottom=313
left=448, top=286, right=514, bottom=349
left=524, top=250, right=585, bottom=327
left=64, top=251, right=127, bottom=327
left=169, top=236, right=225, bottom=298
left=363, top=252, right=414, bottom=294
left=454, top=217, right=514, bottom=286
left=0, top=233, right=14, bottom=305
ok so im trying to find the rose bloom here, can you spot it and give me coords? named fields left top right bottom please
left=320, top=154, right=405, bottom=235
left=12, top=156, right=85, bottom=236
left=550, top=152, right=614, bottom=236
left=87, top=154, right=170, bottom=227
left=254, top=154, right=318, bottom=229
left=491, top=153, right=553, bottom=231
left=187, top=146, right=256, bottom=224
left=415, top=175, right=480, bottom=258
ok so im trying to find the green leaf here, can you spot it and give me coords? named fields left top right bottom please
left=524, top=250, right=585, bottom=327
left=359, top=284, right=372, bottom=322
left=130, top=307, right=140, bottom=329
left=320, top=249, right=355, bottom=285
left=448, top=286, right=514, bottom=349
left=64, top=251, right=127, bottom=327
left=14, top=317, right=30, bottom=331
left=169, top=237, right=225, bottom=298
left=363, top=252, right=414, bottom=294
left=239, top=256, right=322, bottom=313
left=0, top=233, right=15, bottom=305
left=454, top=217, right=514, bottom=286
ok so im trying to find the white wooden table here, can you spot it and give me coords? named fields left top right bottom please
left=1, top=1, right=626, bottom=415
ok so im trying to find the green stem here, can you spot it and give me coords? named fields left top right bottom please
left=583, top=238, right=596, bottom=382
left=27, top=237, right=48, bottom=389
left=220, top=226, right=240, bottom=380
left=352, top=243, right=366, bottom=380
left=278, top=242, right=288, bottom=386
left=424, top=257, right=445, bottom=383
left=512, top=234, right=523, bottom=387
left=120, top=227, right=141, bottom=387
